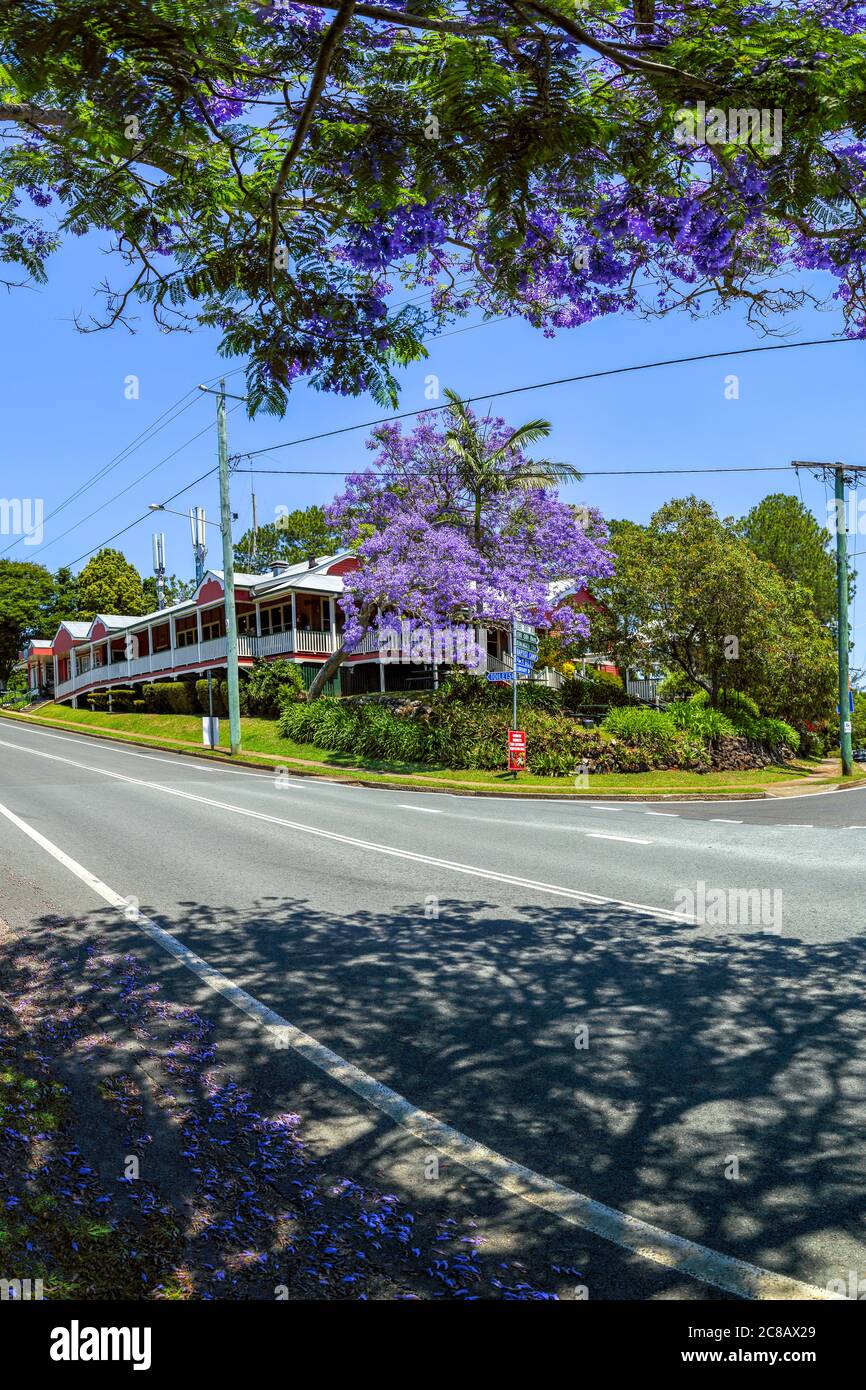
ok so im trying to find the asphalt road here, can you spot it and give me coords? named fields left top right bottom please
left=2, top=717, right=866, bottom=1300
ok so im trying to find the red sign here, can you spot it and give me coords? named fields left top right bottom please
left=507, top=728, right=526, bottom=771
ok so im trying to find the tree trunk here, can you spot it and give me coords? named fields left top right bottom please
left=306, top=609, right=373, bottom=701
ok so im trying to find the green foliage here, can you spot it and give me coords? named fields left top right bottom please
left=731, top=713, right=800, bottom=754
left=195, top=679, right=225, bottom=716
left=562, top=668, right=629, bottom=711
left=244, top=659, right=305, bottom=718
left=234, top=506, right=341, bottom=573
left=852, top=691, right=866, bottom=750
left=735, top=493, right=840, bottom=626
left=142, top=681, right=197, bottom=714
left=657, top=669, right=701, bottom=703
left=141, top=575, right=196, bottom=609
left=673, top=689, right=797, bottom=753
left=76, top=549, right=147, bottom=622
left=669, top=699, right=737, bottom=740
left=592, top=499, right=837, bottom=726
left=279, top=696, right=715, bottom=776
left=603, top=707, right=678, bottom=758
left=3, top=3, right=865, bottom=411
left=434, top=671, right=562, bottom=713
left=0, top=559, right=55, bottom=684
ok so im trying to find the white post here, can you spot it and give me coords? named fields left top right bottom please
left=291, top=591, right=297, bottom=651
left=329, top=595, right=337, bottom=651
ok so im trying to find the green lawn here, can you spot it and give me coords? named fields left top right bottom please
left=1, top=704, right=850, bottom=797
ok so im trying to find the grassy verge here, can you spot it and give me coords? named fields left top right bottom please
left=2, top=703, right=851, bottom=797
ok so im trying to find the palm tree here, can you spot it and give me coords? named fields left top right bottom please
left=441, top=388, right=582, bottom=547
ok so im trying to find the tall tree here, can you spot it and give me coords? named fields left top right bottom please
left=0, top=559, right=55, bottom=685
left=736, top=493, right=839, bottom=626
left=592, top=499, right=837, bottom=724
left=2, top=5, right=866, bottom=411
left=307, top=407, right=611, bottom=698
left=441, top=390, right=580, bottom=547
left=234, top=505, right=340, bottom=572
left=46, top=565, right=79, bottom=628
left=76, top=548, right=147, bottom=621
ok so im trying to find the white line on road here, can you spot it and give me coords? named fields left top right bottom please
left=710, top=818, right=743, bottom=824
left=0, top=736, right=689, bottom=923
left=586, top=833, right=653, bottom=845
left=0, top=794, right=840, bottom=1302
left=644, top=811, right=679, bottom=818
left=397, top=804, right=442, bottom=813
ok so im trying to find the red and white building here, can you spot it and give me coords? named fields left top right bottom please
left=24, top=553, right=613, bottom=705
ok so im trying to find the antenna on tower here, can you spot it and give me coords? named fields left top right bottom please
left=151, top=532, right=167, bottom=610
left=189, top=506, right=207, bottom=586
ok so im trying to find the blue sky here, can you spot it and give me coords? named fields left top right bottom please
left=3, top=229, right=865, bottom=667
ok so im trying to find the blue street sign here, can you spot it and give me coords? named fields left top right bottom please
left=486, top=672, right=514, bottom=682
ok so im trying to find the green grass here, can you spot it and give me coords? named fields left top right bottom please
left=2, top=703, right=852, bottom=797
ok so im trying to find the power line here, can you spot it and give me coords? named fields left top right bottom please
left=235, top=336, right=861, bottom=462
left=2, top=364, right=248, bottom=561
left=246, top=464, right=797, bottom=476
left=59, top=403, right=245, bottom=570
left=49, top=335, right=863, bottom=571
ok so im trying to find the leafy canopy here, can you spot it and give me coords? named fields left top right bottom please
left=3, top=3, right=866, bottom=412
left=592, top=497, right=837, bottom=723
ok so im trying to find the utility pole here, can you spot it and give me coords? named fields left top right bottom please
left=198, top=381, right=244, bottom=755
left=217, top=382, right=241, bottom=755
left=793, top=460, right=864, bottom=777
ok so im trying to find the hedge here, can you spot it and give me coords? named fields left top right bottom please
left=141, top=681, right=198, bottom=714
left=278, top=698, right=709, bottom=776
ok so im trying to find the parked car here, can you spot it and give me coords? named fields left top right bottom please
left=853, top=749, right=866, bottom=762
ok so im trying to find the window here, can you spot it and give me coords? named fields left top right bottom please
left=201, top=609, right=225, bottom=642
left=152, top=624, right=171, bottom=652
left=175, top=614, right=197, bottom=648
left=260, top=604, right=289, bottom=634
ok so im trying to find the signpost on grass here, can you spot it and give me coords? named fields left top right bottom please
left=506, top=618, right=539, bottom=776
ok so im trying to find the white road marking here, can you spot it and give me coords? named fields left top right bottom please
left=710, top=818, right=743, bottom=824
left=397, top=804, right=442, bottom=814
left=0, top=736, right=689, bottom=923
left=644, top=811, right=679, bottom=818
left=0, top=794, right=840, bottom=1302
left=0, top=720, right=295, bottom=784
left=586, top=833, right=653, bottom=845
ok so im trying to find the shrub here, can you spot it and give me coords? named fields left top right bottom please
left=245, top=660, right=305, bottom=718
left=142, top=681, right=197, bottom=713
left=562, top=668, right=628, bottom=711
left=669, top=698, right=736, bottom=740
left=657, top=669, right=701, bottom=703
left=733, top=713, right=799, bottom=755
left=603, top=706, right=677, bottom=750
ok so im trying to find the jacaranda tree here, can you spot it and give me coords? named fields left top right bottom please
left=2, top=3, right=866, bottom=413
left=309, top=407, right=612, bottom=696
